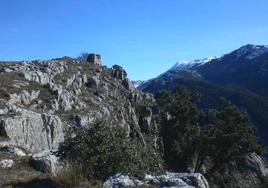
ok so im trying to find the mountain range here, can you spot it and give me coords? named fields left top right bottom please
left=138, top=44, right=268, bottom=146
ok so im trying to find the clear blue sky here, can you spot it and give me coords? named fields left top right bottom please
left=1, top=0, right=268, bottom=80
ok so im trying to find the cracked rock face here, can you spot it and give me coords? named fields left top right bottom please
left=0, top=109, right=64, bottom=153
left=8, top=90, right=40, bottom=105
left=0, top=58, right=159, bottom=155
left=16, top=60, right=67, bottom=85
left=243, top=152, right=268, bottom=177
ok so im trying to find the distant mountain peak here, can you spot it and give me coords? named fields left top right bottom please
left=131, top=80, right=147, bottom=88
left=170, top=44, right=268, bottom=73
left=235, top=44, right=268, bottom=60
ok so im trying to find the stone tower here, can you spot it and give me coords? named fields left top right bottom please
left=87, top=53, right=102, bottom=65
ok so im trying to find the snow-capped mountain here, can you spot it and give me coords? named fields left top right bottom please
left=171, top=56, right=220, bottom=71
left=131, top=80, right=147, bottom=88
left=139, top=44, right=268, bottom=91
left=139, top=44, right=268, bottom=94
left=234, top=44, right=268, bottom=60
left=169, top=44, right=268, bottom=73
left=138, top=44, right=268, bottom=147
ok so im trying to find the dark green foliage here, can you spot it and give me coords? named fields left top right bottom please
left=58, top=121, right=163, bottom=180
left=197, top=98, right=262, bottom=174
left=260, top=176, right=268, bottom=188
left=155, top=86, right=202, bottom=171
left=155, top=86, right=261, bottom=174
left=141, top=73, right=268, bottom=147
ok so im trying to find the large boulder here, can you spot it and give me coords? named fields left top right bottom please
left=30, top=150, right=61, bottom=174
left=111, top=65, right=127, bottom=81
left=145, top=172, right=209, bottom=188
left=104, top=172, right=209, bottom=188
left=0, top=159, right=14, bottom=169
left=0, top=109, right=64, bottom=153
left=103, top=174, right=144, bottom=188
left=243, top=152, right=268, bottom=177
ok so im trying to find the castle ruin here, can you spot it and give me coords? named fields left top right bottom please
left=87, top=53, right=102, bottom=65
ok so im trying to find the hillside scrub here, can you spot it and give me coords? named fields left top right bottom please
left=57, top=121, right=163, bottom=181
left=155, top=86, right=262, bottom=175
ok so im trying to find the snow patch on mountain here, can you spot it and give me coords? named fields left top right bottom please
left=131, top=80, right=147, bottom=88
left=171, top=56, right=220, bottom=71
left=236, top=44, right=268, bottom=60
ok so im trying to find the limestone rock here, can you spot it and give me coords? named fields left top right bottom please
left=243, top=152, right=268, bottom=177
left=0, top=146, right=27, bottom=156
left=14, top=60, right=67, bottom=85
left=140, top=107, right=153, bottom=132
left=103, top=174, right=144, bottom=188
left=111, top=65, right=127, bottom=80
left=145, top=172, right=209, bottom=188
left=72, top=111, right=103, bottom=126
left=50, top=99, right=59, bottom=111
left=0, top=159, right=14, bottom=169
left=0, top=109, right=64, bottom=153
left=104, top=172, right=209, bottom=188
left=31, top=150, right=61, bottom=174
left=86, top=76, right=100, bottom=90
left=66, top=73, right=87, bottom=88
left=0, top=108, right=9, bottom=115
left=8, top=90, right=40, bottom=105
left=47, top=82, right=85, bottom=111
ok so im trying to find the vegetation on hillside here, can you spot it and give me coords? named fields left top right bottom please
left=155, top=86, right=261, bottom=175
left=58, top=121, right=163, bottom=181
left=55, top=86, right=262, bottom=187
left=142, top=75, right=268, bottom=148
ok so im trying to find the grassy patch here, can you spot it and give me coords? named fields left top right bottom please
left=0, top=152, right=46, bottom=187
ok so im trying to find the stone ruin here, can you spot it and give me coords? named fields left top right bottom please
left=87, top=53, right=102, bottom=65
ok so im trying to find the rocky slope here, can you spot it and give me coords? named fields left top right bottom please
left=0, top=57, right=160, bottom=186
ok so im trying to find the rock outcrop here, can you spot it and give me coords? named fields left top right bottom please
left=0, top=109, right=64, bottom=153
left=0, top=159, right=14, bottom=169
left=104, top=172, right=209, bottom=188
left=30, top=150, right=61, bottom=174
left=0, top=58, right=159, bottom=155
left=243, top=152, right=268, bottom=177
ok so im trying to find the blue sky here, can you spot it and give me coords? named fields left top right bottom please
left=1, top=0, right=268, bottom=80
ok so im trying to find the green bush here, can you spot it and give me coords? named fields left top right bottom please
left=58, top=121, right=163, bottom=180
left=155, top=86, right=261, bottom=174
left=155, top=86, right=202, bottom=171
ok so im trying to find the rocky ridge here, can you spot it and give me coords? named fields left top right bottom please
left=0, top=57, right=160, bottom=186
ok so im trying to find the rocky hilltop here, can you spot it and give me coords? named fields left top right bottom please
left=0, top=57, right=163, bottom=185
left=0, top=57, right=159, bottom=151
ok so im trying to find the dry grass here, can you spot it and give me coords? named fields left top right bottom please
left=50, top=163, right=102, bottom=188
left=0, top=151, right=47, bottom=187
